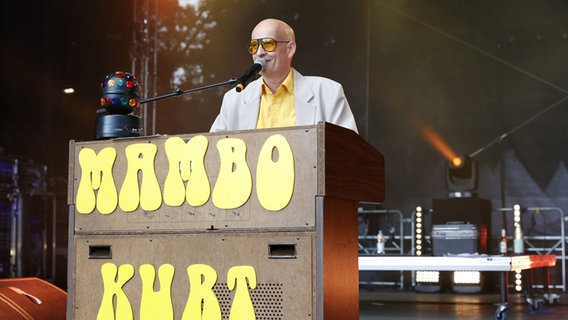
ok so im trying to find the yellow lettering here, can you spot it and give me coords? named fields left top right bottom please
left=182, top=264, right=222, bottom=320
left=97, top=263, right=135, bottom=320
left=75, top=133, right=300, bottom=214
left=76, top=147, right=118, bottom=214
left=256, top=134, right=295, bottom=211
left=212, top=138, right=252, bottom=209
left=140, top=264, right=175, bottom=320
left=163, top=136, right=211, bottom=207
left=119, top=143, right=162, bottom=212
left=228, top=266, right=257, bottom=320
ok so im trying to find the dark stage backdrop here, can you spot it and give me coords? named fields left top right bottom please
left=1, top=0, right=567, bottom=241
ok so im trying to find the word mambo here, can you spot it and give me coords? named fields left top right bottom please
left=97, top=263, right=257, bottom=320
left=75, top=134, right=295, bottom=214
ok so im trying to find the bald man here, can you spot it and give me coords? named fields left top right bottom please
left=210, top=18, right=358, bottom=133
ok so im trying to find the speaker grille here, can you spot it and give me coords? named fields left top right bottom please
left=214, top=282, right=284, bottom=320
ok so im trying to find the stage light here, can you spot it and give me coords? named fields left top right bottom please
left=450, top=155, right=463, bottom=168
left=513, top=204, right=522, bottom=226
left=95, top=71, right=144, bottom=139
left=413, top=206, right=442, bottom=292
left=452, top=270, right=483, bottom=293
left=99, top=71, right=141, bottom=115
left=416, top=271, right=440, bottom=283
left=63, top=88, right=75, bottom=94
left=445, top=154, right=478, bottom=197
left=514, top=270, right=523, bottom=292
left=453, top=271, right=480, bottom=285
left=415, top=270, right=442, bottom=293
left=513, top=204, right=525, bottom=255
left=415, top=206, right=423, bottom=256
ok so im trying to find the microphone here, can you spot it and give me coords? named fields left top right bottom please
left=235, top=58, right=266, bottom=92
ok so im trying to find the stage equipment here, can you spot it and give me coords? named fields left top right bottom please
left=513, top=204, right=525, bottom=255
left=415, top=270, right=441, bottom=293
left=93, top=61, right=262, bottom=140
left=430, top=197, right=491, bottom=294
left=414, top=206, right=424, bottom=256
left=0, top=156, right=62, bottom=281
left=431, top=223, right=487, bottom=256
left=431, top=197, right=492, bottom=246
left=453, top=271, right=481, bottom=285
left=453, top=270, right=483, bottom=294
left=512, top=204, right=526, bottom=292
left=67, top=123, right=385, bottom=320
left=445, top=154, right=478, bottom=197
left=95, top=71, right=143, bottom=140
left=359, top=254, right=556, bottom=318
left=0, top=277, right=67, bottom=319
left=413, top=206, right=442, bottom=292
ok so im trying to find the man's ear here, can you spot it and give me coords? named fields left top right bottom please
left=287, top=41, right=297, bottom=58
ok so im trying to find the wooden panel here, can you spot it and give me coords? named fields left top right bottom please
left=316, top=197, right=359, bottom=320
left=69, top=126, right=319, bottom=233
left=71, top=232, right=314, bottom=319
left=319, top=123, right=385, bottom=203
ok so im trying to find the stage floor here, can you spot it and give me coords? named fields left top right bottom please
left=359, top=287, right=568, bottom=319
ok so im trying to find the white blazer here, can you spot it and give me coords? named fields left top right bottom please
left=210, top=69, right=358, bottom=133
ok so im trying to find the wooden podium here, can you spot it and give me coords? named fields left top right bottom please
left=67, top=122, right=384, bottom=319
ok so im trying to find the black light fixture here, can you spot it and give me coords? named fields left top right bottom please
left=94, top=71, right=144, bottom=140
left=445, top=154, right=478, bottom=197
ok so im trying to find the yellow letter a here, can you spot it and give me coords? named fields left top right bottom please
left=119, top=143, right=161, bottom=212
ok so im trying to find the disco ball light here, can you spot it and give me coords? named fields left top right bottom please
left=95, top=71, right=144, bottom=140
left=99, top=71, right=141, bottom=115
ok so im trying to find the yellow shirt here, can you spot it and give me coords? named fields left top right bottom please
left=256, top=71, right=295, bottom=129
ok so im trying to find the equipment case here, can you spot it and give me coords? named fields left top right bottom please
left=431, top=222, right=487, bottom=256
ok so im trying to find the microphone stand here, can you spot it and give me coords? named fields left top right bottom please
left=96, top=78, right=238, bottom=114
left=139, top=78, right=238, bottom=104
left=95, top=77, right=241, bottom=139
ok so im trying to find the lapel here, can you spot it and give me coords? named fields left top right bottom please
left=238, top=80, right=262, bottom=130
left=292, top=69, right=317, bottom=126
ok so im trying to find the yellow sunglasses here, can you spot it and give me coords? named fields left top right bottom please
left=248, top=37, right=292, bottom=54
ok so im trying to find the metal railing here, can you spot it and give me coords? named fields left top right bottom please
left=358, top=208, right=405, bottom=288
left=496, top=206, right=566, bottom=292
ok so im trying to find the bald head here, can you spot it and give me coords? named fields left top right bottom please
left=252, top=19, right=295, bottom=42
left=250, top=19, right=297, bottom=92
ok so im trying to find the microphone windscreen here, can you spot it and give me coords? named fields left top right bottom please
left=254, top=58, right=266, bottom=70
